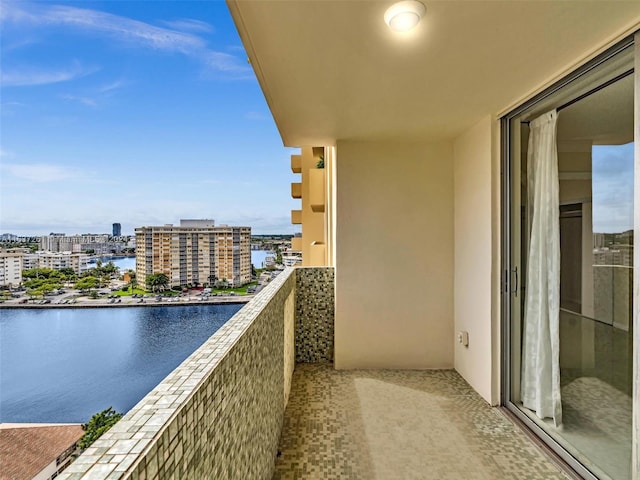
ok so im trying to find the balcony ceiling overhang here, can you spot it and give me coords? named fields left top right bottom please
left=227, top=1, right=640, bottom=146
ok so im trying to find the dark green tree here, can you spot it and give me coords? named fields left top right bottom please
left=77, top=407, right=123, bottom=450
left=75, top=276, right=100, bottom=291
left=23, top=267, right=56, bottom=279
left=274, top=245, right=283, bottom=265
left=28, top=283, right=57, bottom=299
left=102, top=262, right=118, bottom=274
left=146, top=273, right=169, bottom=292
left=59, top=267, right=77, bottom=279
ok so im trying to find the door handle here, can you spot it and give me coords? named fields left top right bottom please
left=512, top=266, right=518, bottom=297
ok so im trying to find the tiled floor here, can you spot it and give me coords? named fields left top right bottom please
left=273, top=364, right=570, bottom=480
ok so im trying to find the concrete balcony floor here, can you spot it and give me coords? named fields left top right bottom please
left=274, top=364, right=570, bottom=480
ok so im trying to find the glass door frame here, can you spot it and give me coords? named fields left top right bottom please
left=500, top=34, right=637, bottom=480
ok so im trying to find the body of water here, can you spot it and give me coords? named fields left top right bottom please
left=91, top=256, right=136, bottom=271
left=0, top=304, right=242, bottom=423
left=251, top=250, right=272, bottom=268
left=95, top=252, right=271, bottom=272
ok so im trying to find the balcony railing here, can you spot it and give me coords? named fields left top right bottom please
left=55, top=264, right=570, bottom=480
left=58, top=266, right=334, bottom=480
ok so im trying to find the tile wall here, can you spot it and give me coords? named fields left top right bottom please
left=58, top=268, right=297, bottom=480
left=294, top=267, right=335, bottom=363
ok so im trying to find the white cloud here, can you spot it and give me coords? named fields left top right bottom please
left=203, top=51, right=252, bottom=77
left=1, top=37, right=38, bottom=53
left=1, top=163, right=81, bottom=183
left=161, top=18, right=214, bottom=34
left=98, top=79, right=126, bottom=93
left=1, top=63, right=98, bottom=87
left=5, top=3, right=206, bottom=53
left=60, top=93, right=98, bottom=107
left=1, top=3, right=252, bottom=78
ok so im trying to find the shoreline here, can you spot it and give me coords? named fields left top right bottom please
left=0, top=296, right=252, bottom=309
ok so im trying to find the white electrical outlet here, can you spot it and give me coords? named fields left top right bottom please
left=457, top=331, right=469, bottom=347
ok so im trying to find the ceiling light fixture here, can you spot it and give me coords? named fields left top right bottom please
left=384, top=1, right=426, bottom=33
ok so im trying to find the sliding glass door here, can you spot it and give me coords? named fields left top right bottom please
left=502, top=36, right=636, bottom=480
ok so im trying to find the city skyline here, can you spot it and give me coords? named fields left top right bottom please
left=0, top=1, right=299, bottom=236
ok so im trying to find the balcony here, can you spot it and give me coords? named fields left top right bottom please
left=291, top=154, right=302, bottom=173
left=290, top=182, right=302, bottom=199
left=308, top=168, right=325, bottom=213
left=274, top=364, right=569, bottom=480
left=59, top=267, right=568, bottom=480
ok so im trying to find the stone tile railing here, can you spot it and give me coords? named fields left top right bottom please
left=295, top=267, right=334, bottom=363
left=59, top=268, right=297, bottom=480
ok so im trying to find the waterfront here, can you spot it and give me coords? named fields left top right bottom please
left=0, top=304, right=242, bottom=423
left=90, top=255, right=135, bottom=271
left=251, top=249, right=272, bottom=268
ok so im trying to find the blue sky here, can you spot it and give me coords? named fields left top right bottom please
left=592, top=142, right=634, bottom=233
left=0, top=0, right=299, bottom=236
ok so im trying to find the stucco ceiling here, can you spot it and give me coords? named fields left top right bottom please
left=558, top=73, right=634, bottom=146
left=228, top=1, right=640, bottom=146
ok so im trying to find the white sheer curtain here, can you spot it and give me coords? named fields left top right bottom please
left=521, top=110, right=562, bottom=427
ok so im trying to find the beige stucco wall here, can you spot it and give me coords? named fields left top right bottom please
left=300, top=146, right=327, bottom=266
left=453, top=116, right=495, bottom=404
left=334, top=140, right=454, bottom=369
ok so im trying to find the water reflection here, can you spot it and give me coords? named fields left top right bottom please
left=0, top=304, right=241, bottom=423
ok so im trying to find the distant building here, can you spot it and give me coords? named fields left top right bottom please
left=113, top=223, right=122, bottom=236
left=135, top=220, right=251, bottom=289
left=264, top=255, right=276, bottom=268
left=22, top=252, right=40, bottom=270
left=38, top=252, right=89, bottom=275
left=0, top=250, right=23, bottom=287
left=39, top=233, right=131, bottom=255
left=40, top=233, right=108, bottom=252
left=282, top=251, right=302, bottom=267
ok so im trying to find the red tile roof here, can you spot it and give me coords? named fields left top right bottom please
left=0, top=424, right=84, bottom=480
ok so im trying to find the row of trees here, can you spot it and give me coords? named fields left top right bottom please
left=20, top=264, right=250, bottom=298
left=22, top=267, right=74, bottom=298
left=143, top=274, right=232, bottom=292
left=22, top=260, right=121, bottom=298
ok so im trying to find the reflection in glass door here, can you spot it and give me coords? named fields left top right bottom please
left=503, top=39, right=635, bottom=480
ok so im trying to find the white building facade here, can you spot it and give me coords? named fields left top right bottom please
left=0, top=250, right=23, bottom=287
left=37, top=252, right=90, bottom=275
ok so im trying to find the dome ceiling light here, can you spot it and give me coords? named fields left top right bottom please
left=384, top=1, right=426, bottom=33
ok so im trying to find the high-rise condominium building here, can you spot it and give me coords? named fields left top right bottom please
left=112, top=223, right=122, bottom=236
left=135, top=220, right=251, bottom=290
left=0, top=250, right=23, bottom=287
